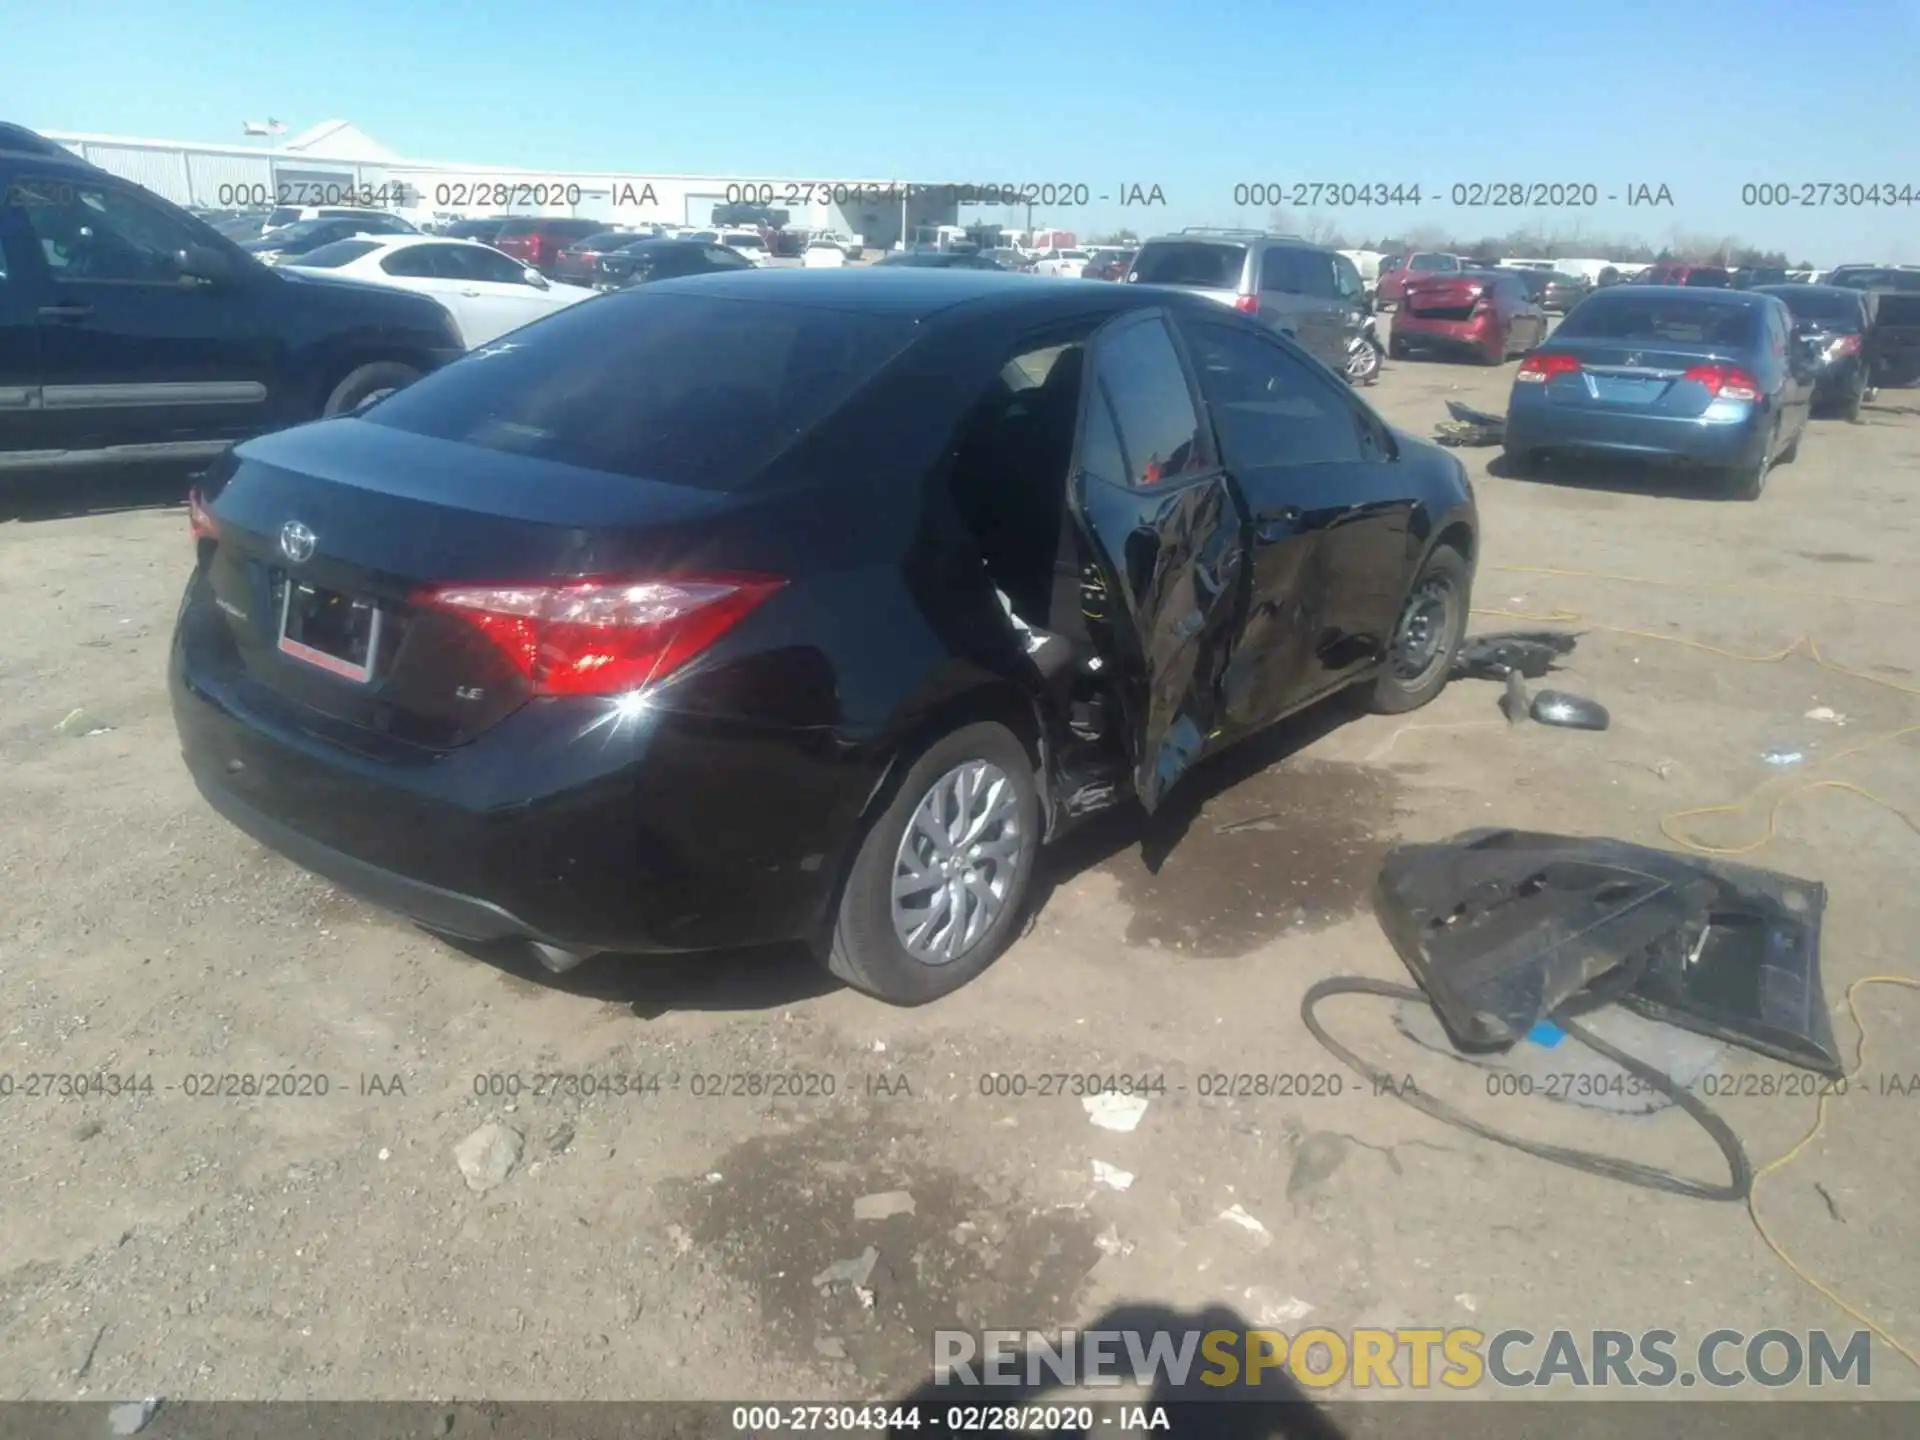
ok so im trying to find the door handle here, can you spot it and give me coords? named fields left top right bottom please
left=459, top=289, right=482, bottom=297
left=39, top=303, right=94, bottom=321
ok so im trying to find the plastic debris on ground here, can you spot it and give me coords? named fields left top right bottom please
left=1434, top=399, right=1508, bottom=446
left=1376, top=828, right=1841, bottom=1074
left=1394, top=997, right=1726, bottom=1115
left=1803, top=707, right=1846, bottom=725
left=1218, top=1204, right=1272, bottom=1244
left=1762, top=748, right=1806, bottom=766
left=1451, top=630, right=1579, bottom=682
left=1091, top=1160, right=1135, bottom=1191
left=1083, top=1092, right=1149, bottom=1132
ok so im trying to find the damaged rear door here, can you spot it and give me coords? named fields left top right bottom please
left=1071, top=309, right=1249, bottom=812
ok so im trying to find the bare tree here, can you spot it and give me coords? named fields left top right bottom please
left=1266, top=204, right=1297, bottom=235
left=1300, top=213, right=1345, bottom=248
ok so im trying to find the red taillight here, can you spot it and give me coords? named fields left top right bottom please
left=1830, top=333, right=1862, bottom=357
left=1515, top=353, right=1582, bottom=384
left=1234, top=294, right=1260, bottom=315
left=413, top=574, right=785, bottom=697
left=187, top=486, right=219, bottom=540
left=1682, top=364, right=1762, bottom=402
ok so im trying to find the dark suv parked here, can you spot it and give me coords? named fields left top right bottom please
left=0, top=125, right=464, bottom=480
left=1123, top=229, right=1370, bottom=374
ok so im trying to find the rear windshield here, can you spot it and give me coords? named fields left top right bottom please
left=1130, top=241, right=1246, bottom=287
left=1555, top=296, right=1761, bottom=347
left=365, top=293, right=921, bottom=490
left=1409, top=254, right=1456, bottom=271
left=287, top=239, right=381, bottom=269
left=1684, top=269, right=1732, bottom=287
left=574, top=231, right=631, bottom=250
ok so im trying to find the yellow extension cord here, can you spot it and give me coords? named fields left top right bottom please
left=1463, top=563, right=1920, bottom=1372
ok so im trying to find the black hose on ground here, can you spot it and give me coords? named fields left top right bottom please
left=1300, top=975, right=1753, bottom=1202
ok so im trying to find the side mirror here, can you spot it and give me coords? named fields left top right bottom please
left=177, top=243, right=234, bottom=286
left=525, top=268, right=549, bottom=289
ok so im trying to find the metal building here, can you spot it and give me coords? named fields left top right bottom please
left=36, top=120, right=960, bottom=250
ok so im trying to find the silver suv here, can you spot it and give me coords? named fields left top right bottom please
left=1124, top=228, right=1370, bottom=373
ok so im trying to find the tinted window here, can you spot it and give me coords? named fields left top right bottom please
left=1410, top=254, right=1456, bottom=272
left=1090, top=317, right=1207, bottom=487
left=1079, top=389, right=1129, bottom=488
left=703, top=246, right=753, bottom=269
left=1130, top=242, right=1246, bottom=288
left=365, top=293, right=920, bottom=490
left=1555, top=296, right=1762, bottom=347
left=573, top=231, right=631, bottom=251
left=379, top=245, right=448, bottom=278
left=1182, top=322, right=1364, bottom=468
left=552, top=220, right=604, bottom=238
left=288, top=238, right=381, bottom=269
left=1261, top=247, right=1334, bottom=297
left=1685, top=269, right=1732, bottom=288
left=20, top=181, right=205, bottom=283
left=460, top=246, right=534, bottom=284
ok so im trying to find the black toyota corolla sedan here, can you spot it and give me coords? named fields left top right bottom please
left=171, top=269, right=1478, bottom=1004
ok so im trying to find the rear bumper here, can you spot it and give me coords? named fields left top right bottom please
left=170, top=580, right=869, bottom=955
left=1393, top=313, right=1498, bottom=352
left=1505, top=392, right=1772, bottom=466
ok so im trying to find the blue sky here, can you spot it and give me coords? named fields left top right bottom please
left=8, top=0, right=1920, bottom=263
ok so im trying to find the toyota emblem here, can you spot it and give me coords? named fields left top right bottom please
left=279, top=521, right=317, bottom=564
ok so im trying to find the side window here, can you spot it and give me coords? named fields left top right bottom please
left=1079, top=387, right=1129, bottom=488
left=1260, top=247, right=1333, bottom=298
left=18, top=179, right=203, bottom=285
left=704, top=246, right=751, bottom=269
left=1090, top=316, right=1208, bottom=488
left=1181, top=321, right=1367, bottom=469
left=458, top=247, right=532, bottom=284
left=1331, top=253, right=1364, bottom=304
left=379, top=246, right=445, bottom=279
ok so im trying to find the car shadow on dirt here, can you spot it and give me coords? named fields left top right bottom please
left=891, top=1301, right=1346, bottom=1438
left=441, top=691, right=1372, bottom=1014
left=1483, top=450, right=1736, bottom=500
left=0, top=465, right=204, bottom=524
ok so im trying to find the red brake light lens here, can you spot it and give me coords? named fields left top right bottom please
left=1830, top=333, right=1862, bottom=357
left=1682, top=364, right=1762, bottom=401
left=414, top=574, right=785, bottom=697
left=1234, top=294, right=1260, bottom=315
left=1515, top=353, right=1582, bottom=383
left=187, top=486, right=219, bottom=540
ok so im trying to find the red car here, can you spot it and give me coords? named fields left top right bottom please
left=1389, top=269, right=1550, bottom=365
left=1640, top=262, right=1732, bottom=288
left=490, top=217, right=610, bottom=277
left=1375, top=251, right=1465, bottom=309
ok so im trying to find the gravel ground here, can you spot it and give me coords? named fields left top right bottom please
left=2, top=346, right=1917, bottom=1411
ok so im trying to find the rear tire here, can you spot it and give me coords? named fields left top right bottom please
left=1363, top=545, right=1472, bottom=715
left=323, top=361, right=421, bottom=418
left=1389, top=335, right=1411, bottom=360
left=824, top=722, right=1041, bottom=1005
left=1724, top=434, right=1774, bottom=501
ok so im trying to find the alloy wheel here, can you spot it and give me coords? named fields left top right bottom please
left=890, top=760, right=1026, bottom=965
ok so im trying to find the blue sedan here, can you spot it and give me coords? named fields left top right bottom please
left=1503, top=287, right=1815, bottom=500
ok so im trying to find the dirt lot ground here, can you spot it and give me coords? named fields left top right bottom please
left=2, top=345, right=1918, bottom=1412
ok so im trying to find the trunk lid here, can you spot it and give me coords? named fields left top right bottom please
left=1404, top=277, right=1488, bottom=320
left=1535, top=341, right=1748, bottom=413
left=198, top=420, right=749, bottom=749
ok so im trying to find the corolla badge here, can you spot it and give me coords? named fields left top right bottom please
left=279, top=521, right=317, bottom=564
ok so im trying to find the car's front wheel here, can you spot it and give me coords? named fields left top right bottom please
left=825, top=722, right=1041, bottom=1005
left=1363, top=545, right=1471, bottom=715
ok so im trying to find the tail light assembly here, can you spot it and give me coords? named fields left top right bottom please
left=1234, top=294, right=1260, bottom=316
left=1515, top=353, right=1582, bottom=384
left=1682, top=364, right=1763, bottom=402
left=413, top=574, right=785, bottom=697
left=187, top=486, right=219, bottom=541
left=1828, top=333, right=1862, bottom=357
